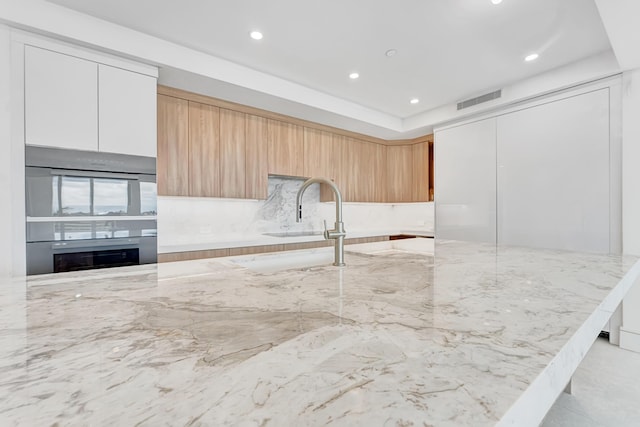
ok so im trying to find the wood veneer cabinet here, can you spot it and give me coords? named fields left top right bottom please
left=386, top=145, right=414, bottom=202
left=333, top=136, right=387, bottom=202
left=412, top=141, right=429, bottom=201
left=303, top=128, right=335, bottom=201
left=341, top=137, right=364, bottom=202
left=220, top=108, right=246, bottom=198
left=157, top=94, right=189, bottom=196
left=267, top=119, right=304, bottom=177
left=157, top=86, right=433, bottom=203
left=188, top=101, right=220, bottom=197
left=332, top=135, right=351, bottom=201
left=360, top=141, right=387, bottom=202
left=245, top=114, right=269, bottom=199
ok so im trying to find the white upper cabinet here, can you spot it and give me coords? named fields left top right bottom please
left=23, top=37, right=157, bottom=158
left=98, top=64, right=157, bottom=157
left=25, top=46, right=98, bottom=151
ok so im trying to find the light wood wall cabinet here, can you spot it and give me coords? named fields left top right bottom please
left=412, top=141, right=429, bottom=201
left=157, top=86, right=432, bottom=203
left=335, top=137, right=387, bottom=202
left=268, top=119, right=304, bottom=177
left=158, top=94, right=189, bottom=196
left=245, top=114, right=269, bottom=199
left=220, top=109, right=246, bottom=198
left=387, top=145, right=414, bottom=202
left=188, top=101, right=220, bottom=197
left=303, top=128, right=336, bottom=201
left=359, top=141, right=387, bottom=202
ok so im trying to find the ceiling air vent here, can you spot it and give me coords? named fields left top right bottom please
left=457, top=89, right=502, bottom=110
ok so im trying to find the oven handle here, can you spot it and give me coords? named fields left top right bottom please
left=51, top=238, right=141, bottom=250
left=49, top=169, right=143, bottom=180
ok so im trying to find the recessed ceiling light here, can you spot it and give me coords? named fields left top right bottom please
left=385, top=49, right=397, bottom=57
left=250, top=31, right=263, bottom=40
left=410, top=98, right=420, bottom=104
left=349, top=72, right=359, bottom=80
left=524, top=53, right=539, bottom=62
left=491, top=0, right=503, bottom=4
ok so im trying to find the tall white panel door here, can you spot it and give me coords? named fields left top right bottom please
left=98, top=64, right=157, bottom=157
left=24, top=46, right=98, bottom=151
left=497, top=89, right=610, bottom=253
left=435, top=117, right=497, bottom=243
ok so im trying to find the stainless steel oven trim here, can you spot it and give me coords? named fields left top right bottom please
left=49, top=169, right=146, bottom=180
left=26, top=145, right=156, bottom=174
left=51, top=238, right=141, bottom=250
left=27, top=216, right=157, bottom=222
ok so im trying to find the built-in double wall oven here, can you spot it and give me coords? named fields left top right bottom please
left=25, top=146, right=157, bottom=275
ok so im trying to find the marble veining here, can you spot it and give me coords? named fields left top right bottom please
left=255, top=175, right=321, bottom=233
left=1, top=240, right=638, bottom=426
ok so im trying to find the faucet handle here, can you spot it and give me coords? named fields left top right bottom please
left=323, top=219, right=330, bottom=240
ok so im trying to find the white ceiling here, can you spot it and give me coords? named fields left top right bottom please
left=45, top=0, right=612, bottom=120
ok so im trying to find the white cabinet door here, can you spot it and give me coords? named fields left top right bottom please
left=496, top=89, right=610, bottom=253
left=25, top=46, right=98, bottom=151
left=435, top=118, right=497, bottom=243
left=98, top=64, right=157, bottom=157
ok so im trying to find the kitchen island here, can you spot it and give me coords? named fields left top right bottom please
left=1, top=240, right=639, bottom=426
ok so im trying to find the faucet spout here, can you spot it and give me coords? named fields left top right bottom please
left=295, top=177, right=346, bottom=266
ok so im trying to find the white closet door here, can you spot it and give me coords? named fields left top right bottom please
left=435, top=117, right=497, bottom=243
left=496, top=88, right=610, bottom=253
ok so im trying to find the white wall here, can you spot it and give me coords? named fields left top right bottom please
left=620, top=68, right=640, bottom=352
left=0, top=25, right=10, bottom=276
left=595, top=0, right=640, bottom=71
left=622, top=70, right=640, bottom=255
left=0, top=25, right=24, bottom=276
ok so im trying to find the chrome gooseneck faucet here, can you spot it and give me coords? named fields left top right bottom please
left=296, top=177, right=346, bottom=266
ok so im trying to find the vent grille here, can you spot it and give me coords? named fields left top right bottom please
left=457, top=89, right=502, bottom=110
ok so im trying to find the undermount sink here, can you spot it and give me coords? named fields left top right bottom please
left=346, top=237, right=435, bottom=255
left=228, top=238, right=434, bottom=274
left=263, top=231, right=324, bottom=238
left=229, top=247, right=335, bottom=273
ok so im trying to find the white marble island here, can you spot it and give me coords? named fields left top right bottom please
left=1, top=240, right=639, bottom=426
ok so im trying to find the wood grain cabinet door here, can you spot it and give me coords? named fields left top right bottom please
left=157, top=94, right=189, bottom=196
left=219, top=108, right=246, bottom=198
left=245, top=114, right=269, bottom=199
left=357, top=141, right=387, bottom=202
left=267, top=119, right=304, bottom=177
left=304, top=128, right=336, bottom=201
left=386, top=145, right=414, bottom=202
left=188, top=101, right=220, bottom=197
left=412, top=141, right=429, bottom=201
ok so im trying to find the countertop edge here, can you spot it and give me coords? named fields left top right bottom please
left=496, top=258, right=640, bottom=426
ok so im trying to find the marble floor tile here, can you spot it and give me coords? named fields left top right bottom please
left=544, top=337, right=640, bottom=427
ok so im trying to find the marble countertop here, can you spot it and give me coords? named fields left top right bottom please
left=1, top=240, right=639, bottom=426
left=158, top=228, right=434, bottom=253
